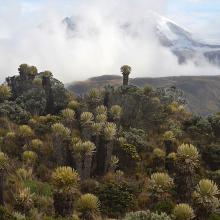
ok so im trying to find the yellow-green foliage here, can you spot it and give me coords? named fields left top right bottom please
left=121, top=65, right=132, bottom=75
left=169, top=102, right=184, bottom=113
left=118, top=137, right=127, bottom=145
left=91, top=122, right=102, bottom=135
left=96, top=114, right=107, bottom=123
left=30, top=139, right=43, bottom=151
left=177, top=144, right=199, bottom=160
left=121, top=143, right=140, bottom=161
left=80, top=112, right=94, bottom=125
left=51, top=123, right=71, bottom=138
left=0, top=152, right=8, bottom=170
left=13, top=211, right=26, bottom=220
left=16, top=168, right=33, bottom=181
left=72, top=140, right=85, bottom=155
left=103, top=122, right=117, bottom=140
left=77, top=193, right=100, bottom=216
left=61, top=108, right=75, bottom=120
left=6, top=131, right=16, bottom=140
left=15, top=187, right=34, bottom=212
left=110, top=105, right=122, bottom=119
left=176, top=144, right=200, bottom=174
left=149, top=172, right=174, bottom=196
left=0, top=84, right=11, bottom=101
left=73, top=140, right=96, bottom=155
left=88, top=89, right=102, bottom=102
left=33, top=78, right=42, bottom=86
left=52, top=166, right=79, bottom=191
left=18, top=125, right=34, bottom=138
left=95, top=105, right=107, bottom=115
left=23, top=151, right=37, bottom=164
left=163, top=131, right=175, bottom=141
left=68, top=100, right=80, bottom=110
left=83, top=141, right=96, bottom=154
left=72, top=214, right=80, bottom=220
left=173, top=204, right=195, bottom=220
left=110, top=156, right=119, bottom=167
left=195, top=179, right=219, bottom=197
left=153, top=148, right=166, bottom=158
left=193, top=179, right=219, bottom=211
left=167, top=152, right=177, bottom=160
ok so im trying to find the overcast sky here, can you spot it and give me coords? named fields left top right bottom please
left=166, top=0, right=220, bottom=42
left=0, top=0, right=220, bottom=83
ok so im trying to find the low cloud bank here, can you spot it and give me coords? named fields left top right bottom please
left=0, top=0, right=219, bottom=83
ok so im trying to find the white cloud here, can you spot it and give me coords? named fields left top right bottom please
left=0, top=0, right=219, bottom=83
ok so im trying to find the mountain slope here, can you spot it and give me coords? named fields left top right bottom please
left=63, top=12, right=220, bottom=66
left=67, top=75, right=220, bottom=116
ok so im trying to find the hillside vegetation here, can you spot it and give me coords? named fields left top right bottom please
left=0, top=64, right=219, bottom=220
left=67, top=75, right=220, bottom=116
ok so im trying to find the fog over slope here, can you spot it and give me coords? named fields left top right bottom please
left=0, top=0, right=220, bottom=83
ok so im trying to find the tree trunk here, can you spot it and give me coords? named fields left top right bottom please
left=53, top=191, right=75, bottom=217
left=82, top=126, right=91, bottom=140
left=164, top=140, right=174, bottom=155
left=91, top=135, right=100, bottom=175
left=42, top=76, right=54, bottom=114
left=53, top=138, right=64, bottom=166
left=75, top=157, right=83, bottom=179
left=123, top=74, right=129, bottom=86
left=104, top=141, right=113, bottom=173
left=0, top=171, right=4, bottom=205
left=83, top=154, right=92, bottom=180
left=95, top=136, right=107, bottom=175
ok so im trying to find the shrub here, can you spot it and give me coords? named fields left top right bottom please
left=23, top=151, right=37, bottom=165
left=68, top=100, right=80, bottom=110
left=202, top=144, right=220, bottom=170
left=121, top=143, right=140, bottom=161
left=110, top=105, right=122, bottom=120
left=96, top=105, right=107, bottom=115
left=0, top=206, right=16, bottom=220
left=14, top=187, right=34, bottom=214
left=153, top=148, right=166, bottom=158
left=0, top=101, right=30, bottom=124
left=123, top=210, right=150, bottom=220
left=0, top=85, right=11, bottom=102
left=103, top=122, right=117, bottom=140
left=24, top=180, right=53, bottom=197
left=51, top=166, right=79, bottom=191
left=0, top=152, right=8, bottom=170
left=51, top=123, right=71, bottom=138
left=80, top=112, right=94, bottom=126
left=96, top=182, right=136, bottom=218
left=149, top=172, right=174, bottom=203
left=172, top=204, right=195, bottom=220
left=208, top=214, right=220, bottom=220
left=96, top=114, right=107, bottom=123
left=151, top=212, right=171, bottom=220
left=193, top=179, right=219, bottom=217
left=154, top=201, right=174, bottom=214
left=18, top=125, right=34, bottom=139
left=77, top=193, right=100, bottom=220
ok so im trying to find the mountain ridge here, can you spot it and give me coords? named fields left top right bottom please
left=67, top=74, right=220, bottom=116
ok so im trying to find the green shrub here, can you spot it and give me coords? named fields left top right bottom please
left=121, top=143, right=140, bottom=161
left=24, top=180, right=53, bottom=197
left=208, top=214, right=220, bottom=220
left=154, top=201, right=174, bottom=214
left=0, top=206, right=16, bottom=220
left=96, top=182, right=136, bottom=218
left=202, top=144, right=220, bottom=170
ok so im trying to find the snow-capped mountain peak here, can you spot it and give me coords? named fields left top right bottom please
left=63, top=12, right=220, bottom=67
